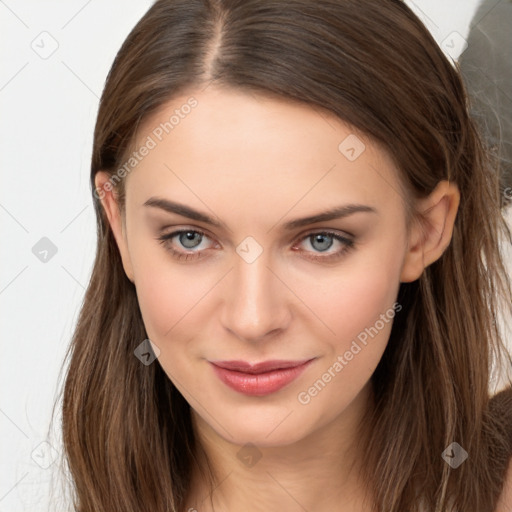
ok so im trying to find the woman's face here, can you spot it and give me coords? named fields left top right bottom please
left=99, top=86, right=417, bottom=447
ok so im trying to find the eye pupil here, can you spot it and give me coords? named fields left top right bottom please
left=311, top=233, right=333, bottom=252
left=180, top=231, right=202, bottom=249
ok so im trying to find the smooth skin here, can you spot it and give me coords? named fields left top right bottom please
left=95, top=86, right=463, bottom=511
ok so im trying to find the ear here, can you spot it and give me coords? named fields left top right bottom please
left=400, top=180, right=460, bottom=283
left=94, top=171, right=135, bottom=283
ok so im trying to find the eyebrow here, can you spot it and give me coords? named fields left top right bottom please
left=143, top=197, right=377, bottom=231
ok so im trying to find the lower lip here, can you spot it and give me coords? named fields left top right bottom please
left=210, top=360, right=314, bottom=396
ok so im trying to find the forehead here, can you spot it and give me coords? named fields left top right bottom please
left=126, top=86, right=405, bottom=218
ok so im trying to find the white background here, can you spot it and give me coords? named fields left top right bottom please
left=1, top=1, right=509, bottom=511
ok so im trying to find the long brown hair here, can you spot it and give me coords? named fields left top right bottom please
left=53, top=0, right=512, bottom=510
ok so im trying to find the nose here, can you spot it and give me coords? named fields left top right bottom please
left=220, top=248, right=292, bottom=343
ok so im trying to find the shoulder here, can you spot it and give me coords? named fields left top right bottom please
left=490, top=386, right=512, bottom=511
left=496, top=456, right=512, bottom=512
left=488, top=386, right=512, bottom=448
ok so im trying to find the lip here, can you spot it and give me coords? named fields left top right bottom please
left=209, top=358, right=315, bottom=396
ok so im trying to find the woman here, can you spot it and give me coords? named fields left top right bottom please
left=58, top=0, right=512, bottom=510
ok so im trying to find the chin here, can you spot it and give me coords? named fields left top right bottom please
left=210, top=412, right=313, bottom=448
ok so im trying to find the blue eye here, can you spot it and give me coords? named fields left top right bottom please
left=156, top=228, right=355, bottom=263
left=156, top=229, right=212, bottom=261
left=292, top=230, right=355, bottom=262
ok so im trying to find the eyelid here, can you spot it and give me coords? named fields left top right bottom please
left=292, top=226, right=355, bottom=242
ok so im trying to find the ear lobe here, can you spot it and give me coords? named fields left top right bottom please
left=94, top=171, right=135, bottom=283
left=400, top=180, right=460, bottom=283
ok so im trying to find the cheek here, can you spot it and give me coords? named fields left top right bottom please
left=129, top=243, right=211, bottom=344
left=297, top=249, right=402, bottom=351
left=295, top=266, right=400, bottom=414
left=132, top=258, right=211, bottom=388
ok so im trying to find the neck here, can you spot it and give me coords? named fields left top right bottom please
left=183, top=382, right=376, bottom=512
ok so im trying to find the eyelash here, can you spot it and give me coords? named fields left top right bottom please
left=156, top=228, right=355, bottom=263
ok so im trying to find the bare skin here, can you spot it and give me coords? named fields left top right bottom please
left=95, top=85, right=460, bottom=511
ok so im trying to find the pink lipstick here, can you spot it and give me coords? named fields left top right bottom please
left=209, top=358, right=315, bottom=396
